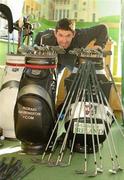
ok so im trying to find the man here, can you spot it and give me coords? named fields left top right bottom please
left=34, top=18, right=108, bottom=72
left=34, top=18, right=109, bottom=104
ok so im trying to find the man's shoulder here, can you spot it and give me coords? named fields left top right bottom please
left=34, top=29, right=55, bottom=45
left=75, top=28, right=87, bottom=39
left=39, top=29, right=54, bottom=37
left=75, top=28, right=88, bottom=36
left=41, top=29, right=57, bottom=45
left=76, top=24, right=107, bottom=32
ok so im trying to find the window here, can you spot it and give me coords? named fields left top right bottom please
left=67, top=9, right=69, bottom=18
left=59, top=9, right=62, bottom=19
left=83, top=1, right=86, bottom=6
left=73, top=4, right=77, bottom=10
left=74, top=12, right=78, bottom=18
left=63, top=9, right=66, bottom=18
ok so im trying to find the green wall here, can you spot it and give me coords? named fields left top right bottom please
left=0, top=40, right=17, bottom=65
left=0, top=41, right=9, bottom=65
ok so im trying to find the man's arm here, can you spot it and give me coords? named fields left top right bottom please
left=93, top=24, right=109, bottom=48
left=80, top=24, right=109, bottom=49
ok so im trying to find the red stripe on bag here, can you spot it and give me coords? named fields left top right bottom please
left=6, top=62, right=57, bottom=69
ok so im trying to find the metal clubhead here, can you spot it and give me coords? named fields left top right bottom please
left=75, top=170, right=85, bottom=175
left=47, top=161, right=58, bottom=167
left=97, top=167, right=103, bottom=173
left=116, top=166, right=123, bottom=172
left=108, top=169, right=117, bottom=174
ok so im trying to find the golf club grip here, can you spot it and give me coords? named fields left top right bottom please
left=69, top=48, right=112, bottom=58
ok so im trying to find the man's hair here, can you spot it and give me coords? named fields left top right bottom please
left=55, top=18, right=75, bottom=32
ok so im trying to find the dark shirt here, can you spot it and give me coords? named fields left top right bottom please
left=34, top=24, right=108, bottom=69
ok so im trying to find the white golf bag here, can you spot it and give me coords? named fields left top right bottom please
left=0, top=55, right=25, bottom=138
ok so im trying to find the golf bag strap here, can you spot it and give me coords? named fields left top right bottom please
left=18, top=84, right=54, bottom=117
left=0, top=80, right=19, bottom=91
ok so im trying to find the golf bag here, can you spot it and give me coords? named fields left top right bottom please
left=14, top=53, right=57, bottom=153
left=0, top=55, right=25, bottom=138
left=0, top=4, right=26, bottom=138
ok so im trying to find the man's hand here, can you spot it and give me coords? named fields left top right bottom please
left=93, top=45, right=103, bottom=52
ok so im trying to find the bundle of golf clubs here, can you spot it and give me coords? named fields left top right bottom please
left=31, top=48, right=124, bottom=177
left=0, top=3, right=34, bottom=54
left=0, top=157, right=35, bottom=180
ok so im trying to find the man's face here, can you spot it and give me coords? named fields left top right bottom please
left=54, top=29, right=75, bottom=49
